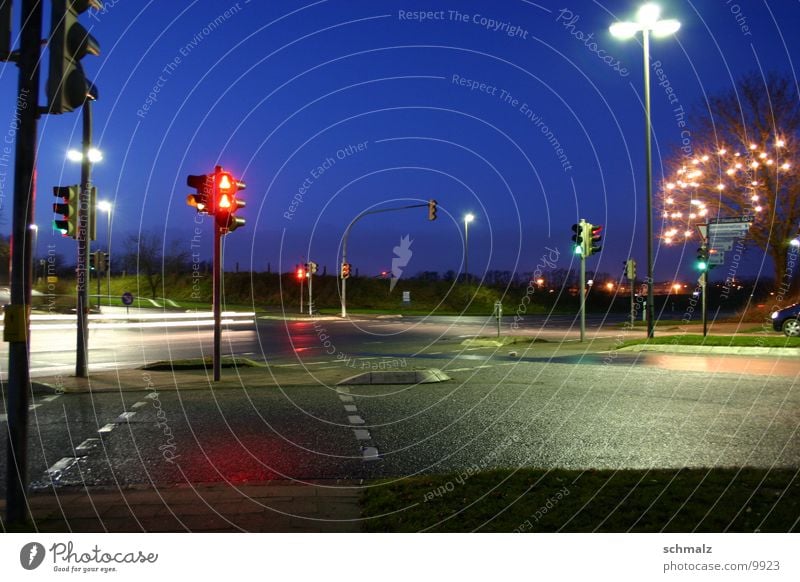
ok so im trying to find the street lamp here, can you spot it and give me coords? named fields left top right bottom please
left=610, top=3, right=680, bottom=339
left=97, top=200, right=112, bottom=305
left=67, top=147, right=103, bottom=163
left=464, top=213, right=475, bottom=284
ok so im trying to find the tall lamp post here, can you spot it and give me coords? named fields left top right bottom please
left=610, top=3, right=680, bottom=339
left=464, top=213, right=474, bottom=284
left=97, top=200, right=112, bottom=304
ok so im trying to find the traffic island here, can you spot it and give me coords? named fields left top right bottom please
left=337, top=369, right=450, bottom=385
left=461, top=336, right=550, bottom=348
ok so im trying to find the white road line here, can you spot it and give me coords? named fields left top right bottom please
left=145, top=393, right=158, bottom=400
left=41, top=395, right=61, bottom=402
left=353, top=429, right=371, bottom=440
left=304, top=362, right=330, bottom=366
left=75, top=438, right=99, bottom=454
left=0, top=414, right=7, bottom=422
left=317, top=366, right=341, bottom=370
left=28, top=403, right=42, bottom=410
left=347, top=415, right=365, bottom=425
left=361, top=446, right=380, bottom=461
left=336, top=387, right=351, bottom=394
left=343, top=404, right=358, bottom=413
left=426, top=351, right=443, bottom=355
left=97, top=423, right=116, bottom=434
left=338, top=394, right=354, bottom=402
left=272, top=363, right=300, bottom=368
left=131, top=401, right=148, bottom=409
left=445, top=367, right=474, bottom=372
left=46, top=457, right=78, bottom=476
left=114, top=412, right=137, bottom=423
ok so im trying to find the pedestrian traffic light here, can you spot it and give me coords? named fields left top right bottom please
left=53, top=185, right=79, bottom=238
left=428, top=199, right=438, bottom=221
left=625, top=258, right=636, bottom=280
left=214, top=167, right=246, bottom=232
left=696, top=246, right=709, bottom=271
left=186, top=174, right=212, bottom=214
left=571, top=221, right=584, bottom=255
left=47, top=0, right=102, bottom=114
left=341, top=262, right=351, bottom=279
left=585, top=222, right=603, bottom=257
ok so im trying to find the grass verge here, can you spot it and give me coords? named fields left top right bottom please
left=617, top=335, right=800, bottom=349
left=361, top=468, right=799, bottom=532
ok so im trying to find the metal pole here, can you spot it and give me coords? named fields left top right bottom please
left=579, top=248, right=586, bottom=342
left=630, top=274, right=635, bottom=328
left=75, top=100, right=92, bottom=377
left=339, top=203, right=429, bottom=318
left=106, top=209, right=111, bottom=305
left=464, top=219, right=469, bottom=284
left=643, top=29, right=655, bottom=339
left=213, top=221, right=221, bottom=381
left=300, top=266, right=304, bottom=314
left=95, top=252, right=101, bottom=305
left=701, top=271, right=708, bottom=337
left=6, top=0, right=43, bottom=525
left=308, top=269, right=313, bottom=316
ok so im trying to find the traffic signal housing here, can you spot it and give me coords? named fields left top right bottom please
left=428, top=199, right=437, bottom=221
left=696, top=246, right=709, bottom=271
left=585, top=222, right=602, bottom=257
left=53, top=185, right=79, bottom=238
left=296, top=266, right=306, bottom=280
left=47, top=0, right=102, bottom=114
left=341, top=262, right=351, bottom=279
left=624, top=258, right=636, bottom=280
left=186, top=174, right=212, bottom=214
left=571, top=221, right=584, bottom=255
left=214, top=168, right=246, bottom=233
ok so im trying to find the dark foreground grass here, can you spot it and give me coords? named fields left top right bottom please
left=362, top=468, right=799, bottom=532
left=618, top=335, right=800, bottom=349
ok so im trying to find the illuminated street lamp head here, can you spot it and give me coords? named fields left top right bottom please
left=97, top=200, right=112, bottom=213
left=464, top=213, right=475, bottom=224
left=610, top=2, right=680, bottom=38
left=790, top=238, right=800, bottom=248
left=67, top=148, right=103, bottom=163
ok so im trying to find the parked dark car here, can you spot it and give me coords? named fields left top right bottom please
left=772, top=303, right=800, bottom=337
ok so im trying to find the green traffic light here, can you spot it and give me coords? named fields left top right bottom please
left=574, top=245, right=583, bottom=255
left=697, top=261, right=707, bottom=271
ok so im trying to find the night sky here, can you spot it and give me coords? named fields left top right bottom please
left=0, top=0, right=797, bottom=284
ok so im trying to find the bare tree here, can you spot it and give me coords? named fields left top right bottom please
left=124, top=231, right=189, bottom=299
left=659, top=72, right=800, bottom=295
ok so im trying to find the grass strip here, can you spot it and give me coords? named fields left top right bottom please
left=362, top=468, right=799, bottom=532
left=617, top=335, right=800, bottom=349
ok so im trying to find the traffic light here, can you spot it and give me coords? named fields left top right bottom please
left=47, top=0, right=102, bottom=114
left=296, top=266, right=306, bottom=280
left=341, top=262, right=351, bottom=279
left=88, top=186, right=97, bottom=241
left=624, top=259, right=636, bottom=280
left=585, top=222, right=603, bottom=257
left=571, top=221, right=584, bottom=255
left=307, top=261, right=318, bottom=275
left=53, top=185, right=79, bottom=238
left=696, top=246, right=709, bottom=271
left=428, top=199, right=437, bottom=221
left=186, top=174, right=213, bottom=214
left=93, top=250, right=107, bottom=273
left=214, top=168, right=246, bottom=232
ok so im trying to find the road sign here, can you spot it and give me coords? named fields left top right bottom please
left=709, top=239, right=734, bottom=252
left=121, top=292, right=134, bottom=306
left=696, top=224, right=708, bottom=241
left=709, top=215, right=753, bottom=224
left=402, top=291, right=410, bottom=303
left=708, top=252, right=725, bottom=266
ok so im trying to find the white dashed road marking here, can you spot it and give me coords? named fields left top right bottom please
left=361, top=447, right=380, bottom=461
left=353, top=429, right=371, bottom=440
left=0, top=414, right=7, bottom=422
left=338, top=394, right=354, bottom=402
left=46, top=457, right=78, bottom=476
left=347, top=415, right=365, bottom=425
left=114, top=412, right=137, bottom=423
left=131, top=401, right=148, bottom=409
left=343, top=404, right=358, bottom=413
left=75, top=438, right=100, bottom=454
left=41, top=395, right=61, bottom=402
left=98, top=423, right=116, bottom=434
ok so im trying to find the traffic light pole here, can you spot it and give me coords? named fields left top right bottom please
left=340, top=203, right=428, bottom=318
left=213, top=222, right=222, bottom=381
left=299, top=268, right=304, bottom=314
left=5, top=0, right=43, bottom=526
left=701, top=271, right=708, bottom=337
left=75, top=99, right=93, bottom=378
left=579, top=254, right=586, bottom=342
left=308, top=269, right=313, bottom=316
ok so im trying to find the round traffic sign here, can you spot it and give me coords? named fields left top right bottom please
left=121, top=292, right=134, bottom=306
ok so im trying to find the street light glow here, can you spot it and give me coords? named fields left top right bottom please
left=464, top=213, right=475, bottom=223
left=67, top=148, right=104, bottom=163
left=97, top=200, right=112, bottom=213
left=610, top=3, right=680, bottom=38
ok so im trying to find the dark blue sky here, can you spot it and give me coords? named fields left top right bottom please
left=1, top=0, right=797, bottom=283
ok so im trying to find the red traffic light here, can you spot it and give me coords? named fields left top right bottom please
left=296, top=267, right=306, bottom=280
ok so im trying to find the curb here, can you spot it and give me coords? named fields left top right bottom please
left=618, top=345, right=800, bottom=356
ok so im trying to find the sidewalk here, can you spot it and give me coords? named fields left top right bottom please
left=1, top=481, right=362, bottom=532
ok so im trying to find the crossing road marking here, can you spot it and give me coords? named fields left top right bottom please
left=98, top=423, right=116, bottom=434
left=46, top=457, right=78, bottom=476
left=131, top=401, right=148, bottom=409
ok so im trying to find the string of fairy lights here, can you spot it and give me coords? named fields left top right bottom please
left=659, top=137, right=791, bottom=244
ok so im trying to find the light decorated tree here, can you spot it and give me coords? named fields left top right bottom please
left=658, top=73, right=800, bottom=295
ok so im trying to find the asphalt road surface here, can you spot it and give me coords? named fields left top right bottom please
left=1, top=314, right=797, bottom=494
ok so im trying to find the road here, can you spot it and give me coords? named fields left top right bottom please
left=1, top=313, right=798, bottom=494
